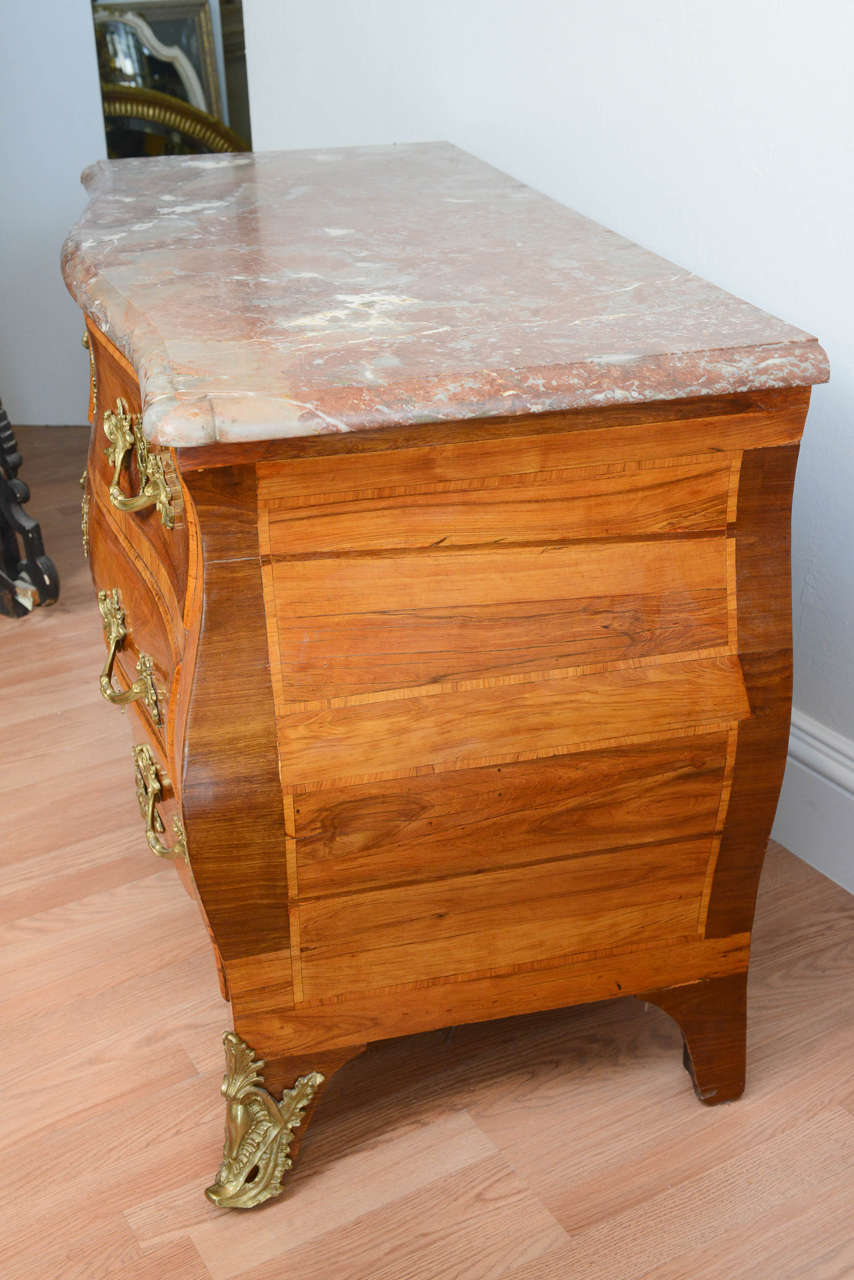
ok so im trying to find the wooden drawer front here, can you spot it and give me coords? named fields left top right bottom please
left=123, top=724, right=190, bottom=881
left=130, top=718, right=184, bottom=845
left=87, top=487, right=179, bottom=751
left=85, top=320, right=188, bottom=627
left=294, top=730, right=728, bottom=897
left=297, top=835, right=712, bottom=1001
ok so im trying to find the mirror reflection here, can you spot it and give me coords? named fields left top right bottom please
left=92, top=1, right=251, bottom=157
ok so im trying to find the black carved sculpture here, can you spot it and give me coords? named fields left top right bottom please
left=0, top=401, right=59, bottom=616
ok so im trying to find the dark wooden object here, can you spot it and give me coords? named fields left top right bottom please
left=0, top=399, right=59, bottom=616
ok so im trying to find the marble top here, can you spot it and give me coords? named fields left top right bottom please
left=62, top=143, right=828, bottom=447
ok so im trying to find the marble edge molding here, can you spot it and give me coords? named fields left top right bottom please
left=61, top=219, right=217, bottom=445
left=193, top=339, right=828, bottom=447
left=61, top=149, right=830, bottom=449
left=60, top=250, right=830, bottom=448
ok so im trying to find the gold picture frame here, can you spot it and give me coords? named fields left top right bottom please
left=94, top=1, right=222, bottom=118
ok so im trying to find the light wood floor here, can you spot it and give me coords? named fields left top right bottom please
left=3, top=426, right=854, bottom=1280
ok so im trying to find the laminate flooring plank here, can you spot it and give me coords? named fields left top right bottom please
left=0, top=755, right=133, bottom=865
left=467, top=844, right=854, bottom=1226
left=230, top=1155, right=568, bottom=1280
left=0, top=828, right=163, bottom=925
left=3, top=1218, right=209, bottom=1280
left=140, top=1111, right=499, bottom=1275
left=472, top=1002, right=854, bottom=1234
left=2, top=1075, right=220, bottom=1260
left=5, top=949, right=218, bottom=1078
left=0, top=1024, right=198, bottom=1154
left=638, top=1176, right=854, bottom=1279
left=502, top=1108, right=854, bottom=1280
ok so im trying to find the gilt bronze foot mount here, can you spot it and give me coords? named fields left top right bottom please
left=206, top=1032, right=324, bottom=1210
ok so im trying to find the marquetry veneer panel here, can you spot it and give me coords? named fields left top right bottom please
left=293, top=730, right=729, bottom=896
left=266, top=548, right=730, bottom=704
left=263, top=456, right=733, bottom=553
left=275, top=655, right=747, bottom=789
left=297, top=836, right=714, bottom=1000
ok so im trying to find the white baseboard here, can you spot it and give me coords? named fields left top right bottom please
left=771, top=708, right=854, bottom=894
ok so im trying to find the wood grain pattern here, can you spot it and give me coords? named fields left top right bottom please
left=267, top=510, right=730, bottom=700
left=83, top=324, right=195, bottom=830
left=231, top=932, right=750, bottom=1056
left=86, top=319, right=189, bottom=619
left=294, top=731, right=729, bottom=896
left=297, top=837, right=713, bottom=1000
left=247, top=1044, right=366, bottom=1133
left=640, top=971, right=747, bottom=1105
left=705, top=445, right=802, bottom=936
left=270, top=588, right=729, bottom=702
left=239, top=386, right=808, bottom=477
left=87, top=485, right=178, bottom=753
left=178, top=465, right=294, bottom=973
left=269, top=535, right=727, bottom=621
left=89, top=468, right=188, bottom=642
left=276, top=655, right=749, bottom=787
left=264, top=456, right=732, bottom=554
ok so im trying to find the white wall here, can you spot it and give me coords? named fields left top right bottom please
left=0, top=3, right=105, bottom=426
left=244, top=0, right=854, bottom=884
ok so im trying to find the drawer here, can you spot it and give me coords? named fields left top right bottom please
left=126, top=722, right=189, bottom=869
left=85, top=320, right=189, bottom=628
left=87, top=483, right=180, bottom=754
left=121, top=717, right=224, bottom=990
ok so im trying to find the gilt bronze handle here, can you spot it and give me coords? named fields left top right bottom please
left=80, top=471, right=90, bottom=559
left=82, top=329, right=97, bottom=423
left=103, top=397, right=175, bottom=528
left=97, top=587, right=160, bottom=723
left=132, top=743, right=188, bottom=862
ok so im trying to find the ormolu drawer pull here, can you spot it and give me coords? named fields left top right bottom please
left=80, top=471, right=89, bottom=559
left=97, top=587, right=161, bottom=724
left=103, top=397, right=175, bottom=528
left=132, top=743, right=188, bottom=862
left=82, top=329, right=97, bottom=422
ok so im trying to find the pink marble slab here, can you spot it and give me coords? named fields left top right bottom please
left=62, top=143, right=828, bottom=447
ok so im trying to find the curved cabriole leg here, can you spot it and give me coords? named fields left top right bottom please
left=206, top=1033, right=364, bottom=1210
left=638, top=970, right=748, bottom=1105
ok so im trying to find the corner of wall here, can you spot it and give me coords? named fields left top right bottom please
left=772, top=709, right=854, bottom=894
